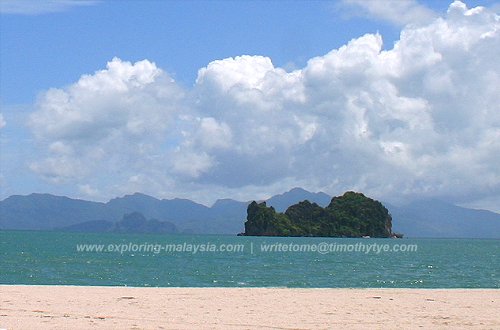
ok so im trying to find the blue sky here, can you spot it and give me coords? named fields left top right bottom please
left=1, top=0, right=406, bottom=103
left=1, top=0, right=499, bottom=212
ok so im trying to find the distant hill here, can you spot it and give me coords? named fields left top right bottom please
left=0, top=193, right=110, bottom=230
left=113, top=212, right=177, bottom=234
left=60, top=212, right=177, bottom=234
left=388, top=199, right=500, bottom=239
left=0, top=192, right=246, bottom=234
left=60, top=220, right=114, bottom=233
left=266, top=187, right=331, bottom=212
left=1, top=189, right=499, bottom=238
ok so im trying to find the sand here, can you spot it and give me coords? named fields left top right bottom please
left=0, top=286, right=499, bottom=329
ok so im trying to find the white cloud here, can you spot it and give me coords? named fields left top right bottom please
left=341, top=0, right=437, bottom=26
left=0, top=0, right=97, bottom=15
left=0, top=114, right=6, bottom=129
left=78, top=184, right=99, bottom=198
left=171, top=150, right=214, bottom=178
left=28, top=2, right=500, bottom=209
left=29, top=57, right=184, bottom=186
left=195, top=117, right=233, bottom=150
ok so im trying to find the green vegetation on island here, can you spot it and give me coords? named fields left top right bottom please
left=243, top=191, right=396, bottom=238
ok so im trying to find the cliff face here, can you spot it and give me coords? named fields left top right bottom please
left=243, top=191, right=393, bottom=238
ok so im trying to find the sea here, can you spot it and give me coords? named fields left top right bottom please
left=1, top=230, right=498, bottom=288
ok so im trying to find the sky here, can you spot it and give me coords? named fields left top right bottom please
left=0, top=0, right=499, bottom=212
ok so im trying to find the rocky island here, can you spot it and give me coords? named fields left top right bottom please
left=242, top=191, right=396, bottom=238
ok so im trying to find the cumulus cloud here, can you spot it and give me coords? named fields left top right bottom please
left=341, top=0, right=438, bottom=26
left=29, top=57, right=184, bottom=187
left=29, top=1, right=500, bottom=208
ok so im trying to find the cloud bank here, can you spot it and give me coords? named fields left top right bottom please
left=29, top=1, right=500, bottom=207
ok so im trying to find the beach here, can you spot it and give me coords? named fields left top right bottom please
left=0, top=286, right=498, bottom=329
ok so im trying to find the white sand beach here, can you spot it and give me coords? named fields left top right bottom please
left=0, top=286, right=499, bottom=329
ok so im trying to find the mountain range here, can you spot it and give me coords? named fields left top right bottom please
left=1, top=188, right=499, bottom=238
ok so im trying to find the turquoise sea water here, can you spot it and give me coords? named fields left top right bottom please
left=0, top=231, right=498, bottom=288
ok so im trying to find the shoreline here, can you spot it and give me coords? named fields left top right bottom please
left=1, top=286, right=499, bottom=329
left=2, top=284, right=499, bottom=289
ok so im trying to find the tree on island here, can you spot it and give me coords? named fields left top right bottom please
left=242, top=191, right=395, bottom=238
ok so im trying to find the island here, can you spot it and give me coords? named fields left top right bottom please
left=60, top=212, right=178, bottom=234
left=242, top=191, right=398, bottom=238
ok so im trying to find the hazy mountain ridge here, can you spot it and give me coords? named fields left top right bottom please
left=265, top=188, right=332, bottom=212
left=389, top=199, right=500, bottom=239
left=0, top=192, right=247, bottom=234
left=1, top=189, right=499, bottom=238
left=60, top=212, right=178, bottom=234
